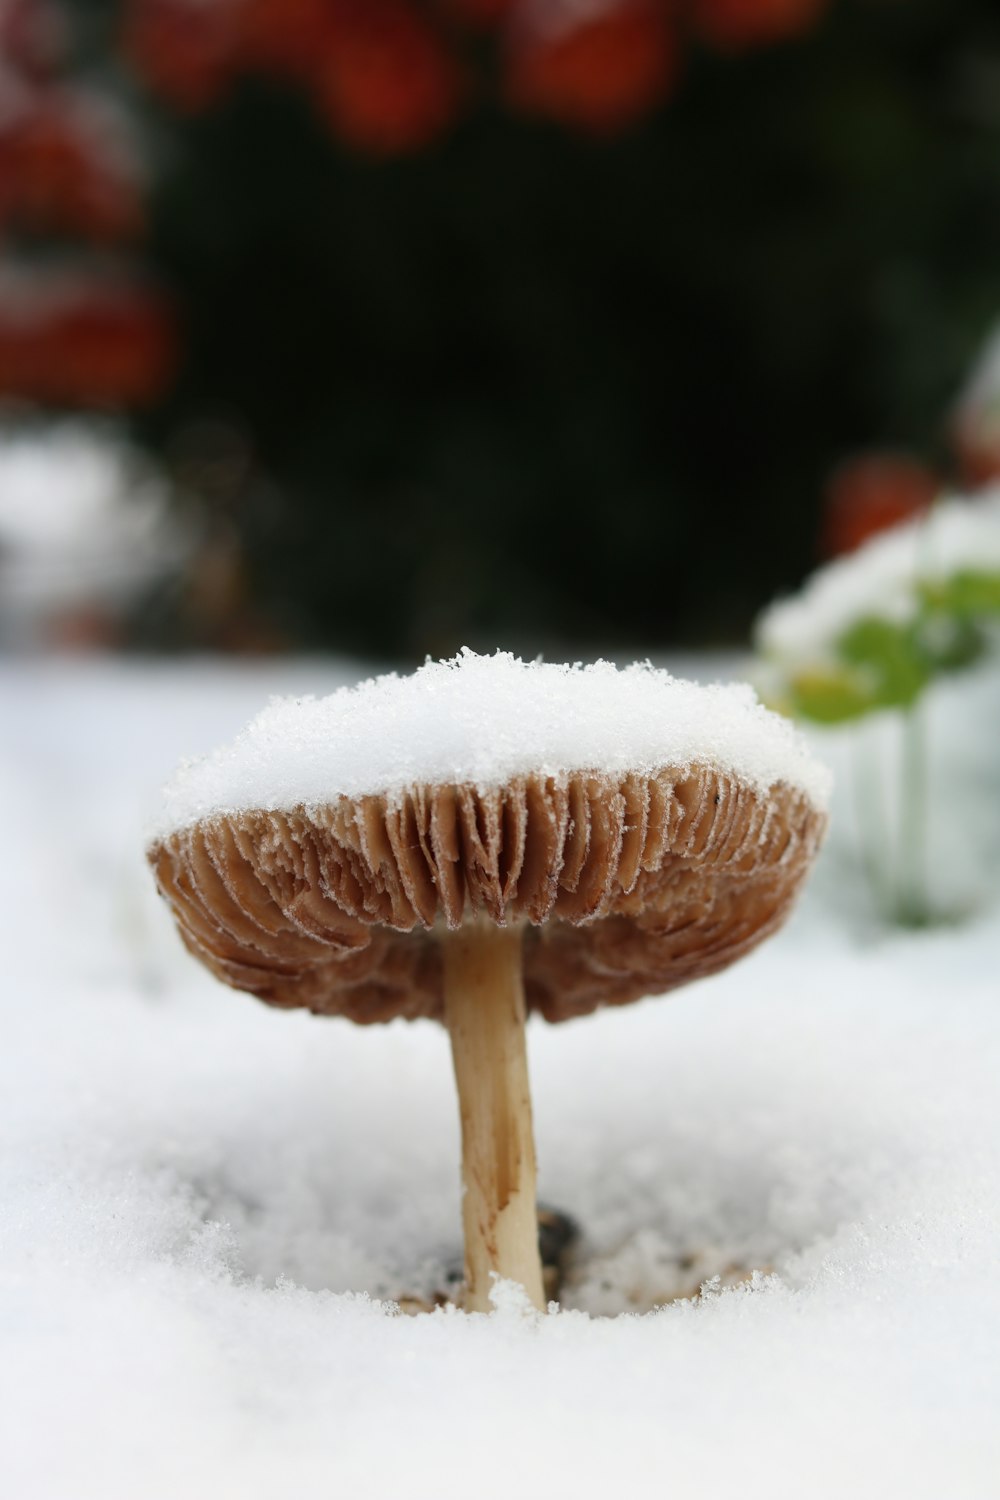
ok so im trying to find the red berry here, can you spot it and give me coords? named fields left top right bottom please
left=505, top=0, right=678, bottom=135
left=0, top=88, right=142, bottom=241
left=0, top=271, right=176, bottom=406
left=820, top=452, right=939, bottom=558
left=237, top=0, right=335, bottom=81
left=122, top=0, right=241, bottom=112
left=691, top=0, right=828, bottom=52
left=315, top=1, right=462, bottom=155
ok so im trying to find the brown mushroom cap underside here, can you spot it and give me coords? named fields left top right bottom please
left=149, top=764, right=826, bottom=1025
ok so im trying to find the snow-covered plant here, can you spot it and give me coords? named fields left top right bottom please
left=754, top=490, right=1000, bottom=925
left=756, top=490, right=1000, bottom=726
left=0, top=419, right=186, bottom=646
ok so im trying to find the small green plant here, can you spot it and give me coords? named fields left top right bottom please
left=754, top=496, right=1000, bottom=926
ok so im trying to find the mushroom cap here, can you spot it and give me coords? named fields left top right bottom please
left=148, top=761, right=826, bottom=1025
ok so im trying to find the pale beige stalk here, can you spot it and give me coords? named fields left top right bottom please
left=442, top=922, right=546, bottom=1313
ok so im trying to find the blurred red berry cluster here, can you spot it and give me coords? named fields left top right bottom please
left=1, top=0, right=835, bottom=410
left=0, top=0, right=174, bottom=405
left=123, top=0, right=465, bottom=148
left=123, top=0, right=834, bottom=150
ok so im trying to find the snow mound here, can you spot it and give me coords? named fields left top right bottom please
left=152, top=649, right=831, bottom=837
left=756, top=488, right=1000, bottom=664
left=3, top=657, right=1000, bottom=1500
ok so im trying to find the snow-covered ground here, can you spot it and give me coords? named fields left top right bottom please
left=2, top=654, right=999, bottom=1500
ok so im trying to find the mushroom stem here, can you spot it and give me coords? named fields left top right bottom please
left=442, top=921, right=546, bottom=1313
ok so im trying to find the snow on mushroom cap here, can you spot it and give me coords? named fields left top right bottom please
left=151, top=650, right=832, bottom=837
left=756, top=488, right=1000, bottom=666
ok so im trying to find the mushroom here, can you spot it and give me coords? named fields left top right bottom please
left=147, top=652, right=830, bottom=1312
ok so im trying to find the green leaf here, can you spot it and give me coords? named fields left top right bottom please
left=922, top=569, right=1000, bottom=618
left=835, top=616, right=930, bottom=710
left=788, top=667, right=877, bottom=724
left=912, top=610, right=986, bottom=672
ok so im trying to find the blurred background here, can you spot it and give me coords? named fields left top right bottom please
left=6, top=8, right=1000, bottom=1465
left=4, top=0, right=1000, bottom=660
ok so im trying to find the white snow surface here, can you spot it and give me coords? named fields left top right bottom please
left=3, top=654, right=1000, bottom=1500
left=152, top=649, right=831, bottom=837
left=756, top=487, right=1000, bottom=664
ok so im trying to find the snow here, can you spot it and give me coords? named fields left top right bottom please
left=152, top=648, right=831, bottom=838
left=956, top=321, right=1000, bottom=437
left=756, top=488, right=1000, bottom=665
left=0, top=420, right=184, bottom=631
left=2, top=654, right=999, bottom=1500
